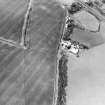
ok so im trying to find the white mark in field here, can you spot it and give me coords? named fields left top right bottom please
left=39, top=5, right=51, bottom=13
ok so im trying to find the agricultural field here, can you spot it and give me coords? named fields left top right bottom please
left=0, top=0, right=65, bottom=105
left=0, top=0, right=105, bottom=105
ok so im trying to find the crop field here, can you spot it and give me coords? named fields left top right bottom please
left=0, top=0, right=65, bottom=105
left=1, top=0, right=105, bottom=105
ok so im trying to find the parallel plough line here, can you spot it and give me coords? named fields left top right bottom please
left=0, top=22, right=58, bottom=92
left=0, top=24, right=58, bottom=103
left=1, top=54, right=50, bottom=104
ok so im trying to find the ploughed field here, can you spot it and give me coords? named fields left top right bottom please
left=0, top=0, right=65, bottom=105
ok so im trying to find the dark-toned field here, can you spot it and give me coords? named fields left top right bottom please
left=0, top=0, right=65, bottom=105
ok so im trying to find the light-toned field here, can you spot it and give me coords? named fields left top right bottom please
left=67, top=41, right=105, bottom=105
left=66, top=3, right=105, bottom=104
